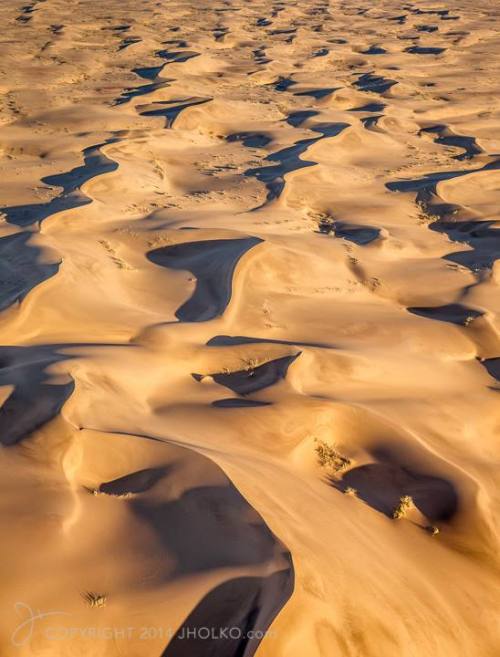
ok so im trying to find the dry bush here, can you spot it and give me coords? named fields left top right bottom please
left=392, top=495, right=413, bottom=519
left=82, top=592, right=107, bottom=608
left=314, top=438, right=351, bottom=472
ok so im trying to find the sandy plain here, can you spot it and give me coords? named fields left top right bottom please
left=0, top=0, right=499, bottom=655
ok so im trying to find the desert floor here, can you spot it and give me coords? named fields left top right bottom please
left=0, top=0, right=499, bottom=656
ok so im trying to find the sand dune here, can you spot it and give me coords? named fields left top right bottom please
left=0, top=0, right=499, bottom=655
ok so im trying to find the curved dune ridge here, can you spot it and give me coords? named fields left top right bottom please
left=0, top=1, right=499, bottom=656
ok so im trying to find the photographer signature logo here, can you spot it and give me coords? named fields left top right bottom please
left=11, top=602, right=70, bottom=647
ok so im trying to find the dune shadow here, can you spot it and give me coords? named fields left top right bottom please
left=354, top=73, right=397, bottom=94
left=207, top=335, right=333, bottom=349
left=0, top=232, right=60, bottom=311
left=147, top=237, right=262, bottom=322
left=139, top=97, right=211, bottom=128
left=420, top=125, right=481, bottom=160
left=0, top=357, right=75, bottom=445
left=434, top=219, right=500, bottom=271
left=286, top=110, right=319, bottom=127
left=0, top=343, right=120, bottom=445
left=334, top=462, right=459, bottom=522
left=211, top=398, right=272, bottom=408
left=245, top=138, right=318, bottom=202
left=330, top=222, right=380, bottom=245
left=349, top=102, right=386, bottom=113
left=386, top=159, right=500, bottom=194
left=193, top=353, right=300, bottom=396
left=99, top=466, right=171, bottom=495
left=481, top=357, right=500, bottom=382
left=0, top=141, right=118, bottom=227
left=245, top=122, right=348, bottom=205
left=160, top=569, right=293, bottom=657
left=155, top=50, right=200, bottom=64
left=133, top=65, right=166, bottom=80
left=405, top=46, right=445, bottom=55
left=114, top=80, right=171, bottom=105
left=131, top=483, right=288, bottom=575
left=227, top=133, right=272, bottom=149
left=118, top=36, right=141, bottom=51
left=408, top=303, right=483, bottom=326
left=362, top=45, right=387, bottom=55
left=386, top=161, right=500, bottom=272
left=293, top=87, right=339, bottom=99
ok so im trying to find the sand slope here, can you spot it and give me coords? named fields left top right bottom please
left=0, top=0, right=499, bottom=655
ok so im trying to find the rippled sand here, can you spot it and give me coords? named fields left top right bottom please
left=0, top=1, right=499, bottom=655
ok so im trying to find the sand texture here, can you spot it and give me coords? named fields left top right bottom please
left=0, top=0, right=499, bottom=655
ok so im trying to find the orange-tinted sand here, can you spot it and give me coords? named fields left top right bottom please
left=0, top=1, right=499, bottom=655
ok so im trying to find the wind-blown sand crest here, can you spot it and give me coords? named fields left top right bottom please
left=0, top=1, right=499, bottom=656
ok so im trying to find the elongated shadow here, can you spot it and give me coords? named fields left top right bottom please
left=246, top=138, right=317, bottom=201
left=139, top=97, right=211, bottom=128
left=420, top=125, right=482, bottom=160
left=131, top=483, right=290, bottom=576
left=0, top=232, right=59, bottom=311
left=98, top=466, right=171, bottom=496
left=386, top=161, right=500, bottom=271
left=408, top=304, right=483, bottom=326
left=434, top=219, right=500, bottom=270
left=386, top=159, right=500, bottom=194
left=334, top=463, right=458, bottom=522
left=362, top=45, right=387, bottom=55
left=245, top=123, right=348, bottom=204
left=114, top=80, right=171, bottom=105
left=0, top=344, right=75, bottom=446
left=193, top=353, right=300, bottom=395
left=294, top=87, right=339, bottom=99
left=349, top=102, right=385, bottom=113
left=405, top=46, right=445, bottom=55
left=481, top=357, right=500, bottom=382
left=0, top=141, right=118, bottom=227
left=161, top=569, right=293, bottom=657
left=207, top=335, right=333, bottom=349
left=333, top=222, right=380, bottom=245
left=118, top=36, right=141, bottom=51
left=286, top=110, right=319, bottom=127
left=155, top=50, right=200, bottom=64
left=147, top=237, right=262, bottom=322
left=355, top=73, right=397, bottom=94
left=212, top=398, right=272, bottom=408
left=133, top=65, right=166, bottom=80
left=0, top=343, right=122, bottom=445
left=227, top=133, right=272, bottom=148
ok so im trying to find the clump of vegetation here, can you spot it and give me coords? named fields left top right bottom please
left=317, top=215, right=335, bottom=234
left=82, top=592, right=107, bottom=608
left=98, top=239, right=133, bottom=270
left=344, top=487, right=357, bottom=496
left=392, top=495, right=414, bottom=519
left=416, top=202, right=440, bottom=225
left=85, top=486, right=133, bottom=499
left=241, top=357, right=260, bottom=371
left=314, top=438, right=351, bottom=472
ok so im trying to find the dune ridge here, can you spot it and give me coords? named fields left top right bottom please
left=0, top=1, right=499, bottom=656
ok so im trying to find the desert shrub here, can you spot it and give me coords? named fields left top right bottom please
left=314, top=439, right=351, bottom=472
left=392, top=495, right=413, bottom=519
left=82, top=592, right=107, bottom=608
left=426, top=525, right=440, bottom=536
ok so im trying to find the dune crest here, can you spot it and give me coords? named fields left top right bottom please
left=0, top=1, right=499, bottom=656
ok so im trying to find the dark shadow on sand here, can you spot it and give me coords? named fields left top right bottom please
left=147, top=237, right=262, bottom=322
left=193, top=353, right=300, bottom=396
